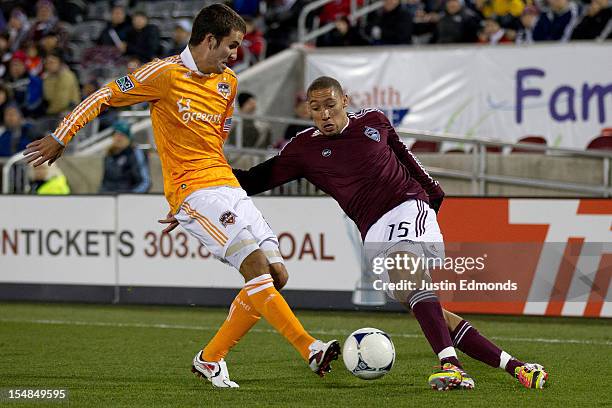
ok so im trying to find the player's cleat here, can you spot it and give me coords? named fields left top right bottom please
left=308, top=339, right=341, bottom=377
left=515, top=363, right=548, bottom=389
left=428, top=363, right=475, bottom=391
left=191, top=351, right=239, bottom=388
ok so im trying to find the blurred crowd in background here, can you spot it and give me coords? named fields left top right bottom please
left=0, top=0, right=609, bottom=193
left=1, top=0, right=611, bottom=155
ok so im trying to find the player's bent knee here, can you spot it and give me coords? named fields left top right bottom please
left=227, top=229, right=266, bottom=280
left=239, top=249, right=270, bottom=281
left=442, top=309, right=463, bottom=331
left=269, top=263, right=288, bottom=290
left=386, top=250, right=431, bottom=302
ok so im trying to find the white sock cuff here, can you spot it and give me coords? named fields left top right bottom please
left=499, top=351, right=513, bottom=369
left=438, top=346, right=457, bottom=360
left=245, top=274, right=274, bottom=296
left=245, top=274, right=272, bottom=286
left=408, top=290, right=437, bottom=309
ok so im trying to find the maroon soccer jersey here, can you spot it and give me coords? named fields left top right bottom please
left=234, top=109, right=444, bottom=239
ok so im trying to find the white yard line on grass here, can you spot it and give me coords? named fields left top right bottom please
left=1, top=317, right=610, bottom=346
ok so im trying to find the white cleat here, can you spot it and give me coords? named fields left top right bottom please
left=308, top=339, right=341, bottom=377
left=191, top=352, right=239, bottom=388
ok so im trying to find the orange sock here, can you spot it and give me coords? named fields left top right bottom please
left=202, top=289, right=261, bottom=361
left=245, top=274, right=315, bottom=361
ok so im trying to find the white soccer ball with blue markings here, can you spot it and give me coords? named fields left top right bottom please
left=343, top=327, right=395, bottom=380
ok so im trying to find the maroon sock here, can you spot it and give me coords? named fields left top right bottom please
left=440, top=356, right=462, bottom=368
left=451, top=320, right=524, bottom=376
left=505, top=359, right=524, bottom=377
left=409, top=290, right=460, bottom=367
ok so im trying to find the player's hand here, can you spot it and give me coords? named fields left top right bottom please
left=158, top=211, right=179, bottom=234
left=429, top=197, right=443, bottom=214
left=23, top=134, right=65, bottom=167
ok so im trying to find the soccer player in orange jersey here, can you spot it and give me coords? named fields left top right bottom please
left=24, top=4, right=340, bottom=388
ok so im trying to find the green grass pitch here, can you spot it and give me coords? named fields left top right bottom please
left=0, top=302, right=610, bottom=407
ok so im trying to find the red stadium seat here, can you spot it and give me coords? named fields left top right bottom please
left=600, top=128, right=612, bottom=137
left=410, top=140, right=439, bottom=152
left=511, top=135, right=547, bottom=153
left=586, top=136, right=612, bottom=151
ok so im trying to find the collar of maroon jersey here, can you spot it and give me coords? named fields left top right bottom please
left=313, top=114, right=351, bottom=137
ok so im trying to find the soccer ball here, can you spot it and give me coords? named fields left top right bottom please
left=342, top=327, right=395, bottom=380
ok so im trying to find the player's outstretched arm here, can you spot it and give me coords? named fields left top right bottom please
left=23, top=134, right=65, bottom=167
left=233, top=152, right=303, bottom=196
left=29, top=61, right=165, bottom=165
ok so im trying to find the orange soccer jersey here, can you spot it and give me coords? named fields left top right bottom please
left=52, top=48, right=240, bottom=213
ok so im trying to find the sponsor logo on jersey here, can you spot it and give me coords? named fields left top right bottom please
left=115, top=76, right=134, bottom=92
left=176, top=97, right=222, bottom=125
left=177, top=97, right=191, bottom=113
left=322, top=148, right=332, bottom=157
left=217, top=82, right=231, bottom=99
left=364, top=126, right=381, bottom=142
left=219, top=211, right=237, bottom=227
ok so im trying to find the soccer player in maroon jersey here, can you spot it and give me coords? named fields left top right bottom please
left=230, top=76, right=549, bottom=390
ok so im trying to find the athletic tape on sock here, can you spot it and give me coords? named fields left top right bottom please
left=499, top=351, right=513, bottom=369
left=438, top=346, right=458, bottom=360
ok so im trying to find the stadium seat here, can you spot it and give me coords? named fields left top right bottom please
left=511, top=135, right=547, bottom=153
left=86, top=1, right=110, bottom=21
left=172, top=0, right=205, bottom=18
left=410, top=140, right=439, bottom=152
left=586, top=136, right=612, bottom=151
left=70, top=21, right=106, bottom=43
left=143, top=1, right=178, bottom=19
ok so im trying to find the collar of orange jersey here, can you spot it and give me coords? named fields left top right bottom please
left=180, top=46, right=210, bottom=77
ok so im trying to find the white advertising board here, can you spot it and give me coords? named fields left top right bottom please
left=305, top=43, right=612, bottom=149
left=116, top=195, right=360, bottom=290
left=0, top=196, right=116, bottom=284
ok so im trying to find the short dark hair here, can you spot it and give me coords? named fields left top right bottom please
left=306, top=76, right=344, bottom=99
left=237, top=92, right=254, bottom=108
left=189, top=4, right=246, bottom=46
